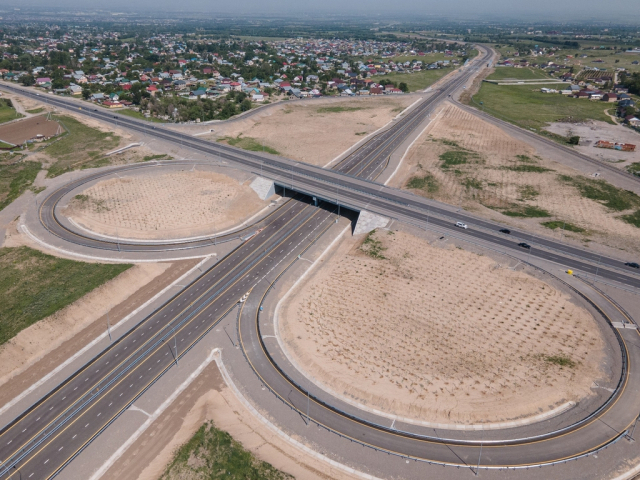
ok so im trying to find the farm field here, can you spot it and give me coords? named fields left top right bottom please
left=390, top=103, right=640, bottom=254
left=64, top=169, right=270, bottom=240
left=0, top=115, right=60, bottom=146
left=472, top=82, right=615, bottom=132
left=495, top=43, right=640, bottom=72
left=280, top=228, right=606, bottom=425
left=486, top=66, right=553, bottom=81
left=370, top=68, right=452, bottom=92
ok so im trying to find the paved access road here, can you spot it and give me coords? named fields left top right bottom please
left=0, top=196, right=339, bottom=479
left=3, top=44, right=640, bottom=288
left=1, top=45, right=640, bottom=478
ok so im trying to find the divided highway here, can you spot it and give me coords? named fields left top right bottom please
left=1, top=45, right=639, bottom=478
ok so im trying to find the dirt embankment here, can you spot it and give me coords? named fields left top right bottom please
left=391, top=103, right=640, bottom=254
left=280, top=229, right=605, bottom=425
left=208, top=96, right=416, bottom=167
left=64, top=170, right=270, bottom=240
left=0, top=263, right=171, bottom=388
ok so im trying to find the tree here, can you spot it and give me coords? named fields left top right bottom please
left=568, top=136, right=580, bottom=145
left=398, top=82, right=409, bottom=93
left=21, top=74, right=35, bottom=86
left=82, top=88, right=91, bottom=100
left=240, top=98, right=252, bottom=112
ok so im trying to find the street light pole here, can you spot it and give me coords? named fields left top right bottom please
left=174, top=335, right=178, bottom=366
left=594, top=255, right=602, bottom=284
left=107, top=306, right=112, bottom=342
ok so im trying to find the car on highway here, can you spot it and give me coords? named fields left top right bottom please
left=455, top=221, right=468, bottom=229
left=518, top=242, right=531, bottom=249
left=625, top=262, right=640, bottom=269
left=499, top=228, right=511, bottom=234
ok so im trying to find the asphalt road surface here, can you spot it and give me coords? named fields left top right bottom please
left=1, top=46, right=640, bottom=478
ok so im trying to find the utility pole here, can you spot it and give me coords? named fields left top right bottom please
left=107, top=306, right=112, bottom=342
left=174, top=336, right=178, bottom=366
left=594, top=255, right=602, bottom=284
left=475, top=438, right=483, bottom=476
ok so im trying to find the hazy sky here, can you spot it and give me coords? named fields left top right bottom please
left=2, top=0, right=639, bottom=22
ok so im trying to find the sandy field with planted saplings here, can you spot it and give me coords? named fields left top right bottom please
left=390, top=103, right=640, bottom=254
left=280, top=228, right=606, bottom=425
left=64, top=170, right=269, bottom=240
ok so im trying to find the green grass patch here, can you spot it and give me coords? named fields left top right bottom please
left=316, top=105, right=364, bottom=113
left=360, top=229, right=386, bottom=260
left=541, top=220, right=586, bottom=233
left=502, top=205, right=551, bottom=218
left=0, top=159, right=41, bottom=211
left=44, top=115, right=120, bottom=177
left=462, top=177, right=483, bottom=190
left=557, top=174, right=640, bottom=211
left=518, top=185, right=539, bottom=201
left=80, top=158, right=111, bottom=170
left=0, top=246, right=130, bottom=345
left=160, top=420, right=292, bottom=480
left=26, top=107, right=45, bottom=114
left=0, top=141, right=15, bottom=149
left=142, top=154, right=173, bottom=161
left=621, top=210, right=640, bottom=228
left=218, top=135, right=279, bottom=155
left=544, top=354, right=576, bottom=368
left=627, top=162, right=640, bottom=177
left=0, top=99, right=23, bottom=124
left=515, top=154, right=537, bottom=163
left=439, top=150, right=481, bottom=168
left=406, top=171, right=439, bottom=194
left=371, top=68, right=452, bottom=92
left=504, top=164, right=553, bottom=173
left=116, top=108, right=166, bottom=123
left=487, top=67, right=551, bottom=81
left=473, top=82, right=615, bottom=131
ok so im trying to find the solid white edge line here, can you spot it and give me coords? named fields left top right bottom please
left=609, top=461, right=640, bottom=480
left=20, top=224, right=213, bottom=263
left=66, top=201, right=272, bottom=244
left=383, top=105, right=445, bottom=186
left=213, top=349, right=383, bottom=480
left=0, top=256, right=209, bottom=417
left=322, top=97, right=423, bottom=169
left=87, top=349, right=218, bottom=480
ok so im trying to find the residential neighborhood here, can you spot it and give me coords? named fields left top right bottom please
left=0, top=28, right=470, bottom=122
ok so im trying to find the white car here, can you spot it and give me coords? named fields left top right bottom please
left=455, top=222, right=468, bottom=229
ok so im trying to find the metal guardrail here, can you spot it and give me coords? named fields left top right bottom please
left=233, top=212, right=633, bottom=471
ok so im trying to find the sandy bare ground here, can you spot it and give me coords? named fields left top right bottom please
left=104, top=362, right=361, bottom=480
left=63, top=170, right=270, bottom=240
left=391, top=103, right=640, bottom=254
left=0, top=262, right=170, bottom=388
left=544, top=120, right=640, bottom=169
left=207, top=97, right=415, bottom=167
left=280, top=229, right=605, bottom=425
left=0, top=115, right=61, bottom=145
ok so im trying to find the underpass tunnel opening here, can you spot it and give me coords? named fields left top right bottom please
left=273, top=184, right=359, bottom=227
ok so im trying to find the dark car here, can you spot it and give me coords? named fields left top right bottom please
left=499, top=228, right=511, bottom=234
left=518, top=242, right=531, bottom=249
left=625, top=262, right=640, bottom=269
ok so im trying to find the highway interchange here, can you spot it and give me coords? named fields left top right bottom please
left=1, top=45, right=640, bottom=478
